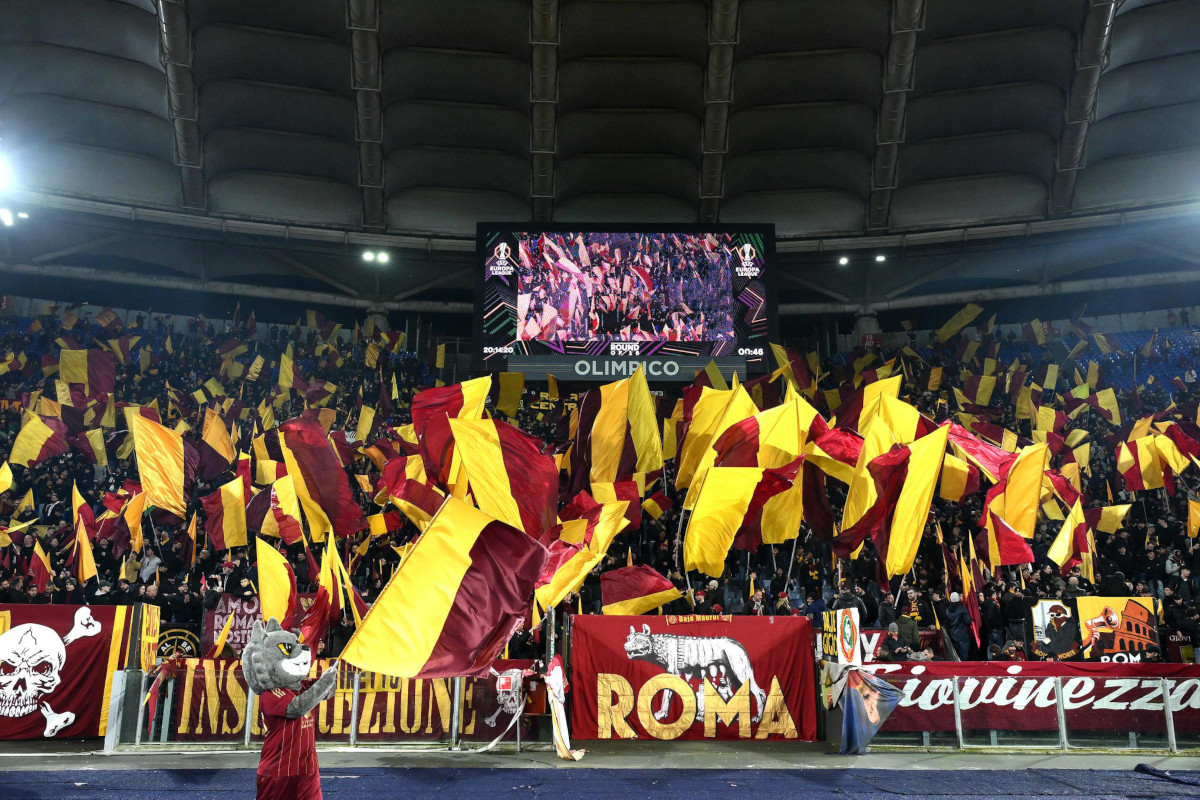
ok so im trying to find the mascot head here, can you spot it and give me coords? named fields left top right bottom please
left=241, top=618, right=311, bottom=695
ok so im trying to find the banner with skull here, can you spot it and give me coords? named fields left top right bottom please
left=0, top=604, right=133, bottom=739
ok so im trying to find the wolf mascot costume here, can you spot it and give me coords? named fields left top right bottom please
left=241, top=619, right=339, bottom=800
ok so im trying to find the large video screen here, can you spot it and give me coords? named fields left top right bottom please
left=477, top=225, right=775, bottom=379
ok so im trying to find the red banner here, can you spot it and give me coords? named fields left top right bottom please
left=201, top=595, right=261, bottom=655
left=170, top=658, right=540, bottom=743
left=570, top=615, right=817, bottom=741
left=866, top=661, right=1200, bottom=734
left=0, top=604, right=133, bottom=739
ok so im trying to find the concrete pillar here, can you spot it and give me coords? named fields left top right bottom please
left=853, top=312, right=881, bottom=348
left=365, top=304, right=389, bottom=333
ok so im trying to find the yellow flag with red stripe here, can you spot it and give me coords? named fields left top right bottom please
left=339, top=497, right=548, bottom=678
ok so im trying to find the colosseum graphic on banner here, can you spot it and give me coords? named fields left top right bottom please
left=1027, top=596, right=1160, bottom=662
left=0, top=604, right=134, bottom=739
left=570, top=615, right=816, bottom=741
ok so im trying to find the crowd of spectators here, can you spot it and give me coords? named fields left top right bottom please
left=2, top=300, right=1200, bottom=664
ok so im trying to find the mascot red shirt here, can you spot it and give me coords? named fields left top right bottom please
left=241, top=619, right=339, bottom=800
left=258, top=681, right=320, bottom=795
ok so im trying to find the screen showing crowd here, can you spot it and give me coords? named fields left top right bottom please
left=479, top=228, right=771, bottom=366
left=516, top=232, right=742, bottom=343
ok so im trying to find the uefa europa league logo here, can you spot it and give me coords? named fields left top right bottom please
left=735, top=243, right=756, bottom=269
left=493, top=242, right=512, bottom=266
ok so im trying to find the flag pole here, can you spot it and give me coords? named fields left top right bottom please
left=783, top=533, right=800, bottom=586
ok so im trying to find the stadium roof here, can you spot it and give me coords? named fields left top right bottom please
left=2, top=0, right=1200, bottom=320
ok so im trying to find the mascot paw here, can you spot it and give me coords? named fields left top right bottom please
left=315, top=662, right=339, bottom=699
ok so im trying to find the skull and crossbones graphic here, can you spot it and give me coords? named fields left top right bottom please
left=0, top=607, right=103, bottom=736
left=485, top=668, right=525, bottom=728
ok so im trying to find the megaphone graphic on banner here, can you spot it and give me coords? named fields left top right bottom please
left=1081, top=606, right=1119, bottom=648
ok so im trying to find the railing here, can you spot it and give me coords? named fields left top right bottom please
left=122, top=660, right=541, bottom=751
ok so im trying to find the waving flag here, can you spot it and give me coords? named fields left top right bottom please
left=601, top=565, right=681, bottom=615
left=9, top=412, right=70, bottom=467
left=882, top=426, right=948, bottom=578
left=340, top=496, right=548, bottom=678
left=684, top=465, right=797, bottom=576
left=201, top=477, right=248, bottom=551
left=641, top=490, right=673, bottom=520
left=278, top=346, right=308, bottom=392
left=934, top=304, right=983, bottom=343
left=280, top=414, right=366, bottom=538
left=412, top=375, right=492, bottom=487
left=29, top=541, right=53, bottom=592
left=535, top=502, right=629, bottom=615
left=198, top=408, right=236, bottom=481
left=59, top=349, right=116, bottom=397
left=448, top=418, right=558, bottom=539
left=128, top=414, right=198, bottom=519
left=256, top=537, right=299, bottom=629
left=678, top=384, right=758, bottom=502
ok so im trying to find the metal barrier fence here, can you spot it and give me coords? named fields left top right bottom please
left=125, top=661, right=543, bottom=751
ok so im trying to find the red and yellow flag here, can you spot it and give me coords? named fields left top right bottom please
left=59, top=349, right=116, bottom=397
left=496, top=372, right=525, bottom=417
left=280, top=414, right=367, bottom=538
left=198, top=408, right=236, bottom=481
left=411, top=375, right=492, bottom=487
left=200, top=477, right=248, bottom=550
left=641, top=490, right=673, bottom=520
left=30, top=541, right=53, bottom=592
left=340, top=496, right=548, bottom=678
left=884, top=426, right=948, bottom=577
left=684, top=464, right=798, bottom=576
left=600, top=565, right=681, bottom=615
left=535, top=501, right=629, bottom=615
left=448, top=418, right=558, bottom=539
left=935, top=303, right=983, bottom=343
left=10, top=412, right=70, bottom=467
left=123, top=492, right=148, bottom=553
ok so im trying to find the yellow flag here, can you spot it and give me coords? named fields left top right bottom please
left=74, top=518, right=98, bottom=583
left=123, top=492, right=148, bottom=553
left=496, top=372, right=525, bottom=417
left=0, top=462, right=12, bottom=495
left=257, top=537, right=294, bottom=625
left=1048, top=500, right=1084, bottom=568
left=677, top=385, right=757, bottom=496
left=703, top=360, right=729, bottom=391
left=628, top=365, right=664, bottom=475
left=886, top=427, right=948, bottom=577
left=1189, top=500, right=1200, bottom=538
left=355, top=406, right=376, bottom=443
left=128, top=414, right=189, bottom=518
left=683, top=467, right=764, bottom=577
left=935, top=303, right=983, bottom=342
left=211, top=607, right=236, bottom=656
